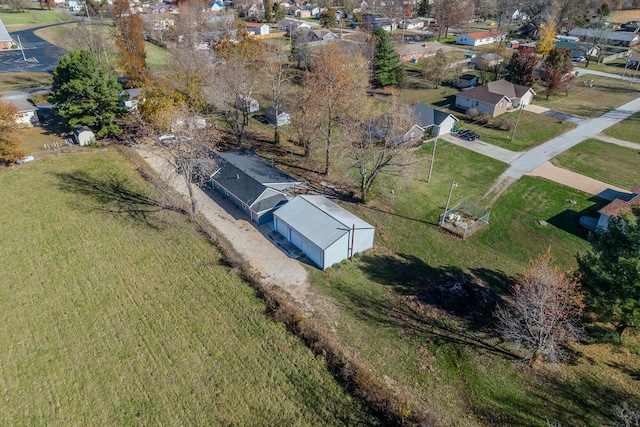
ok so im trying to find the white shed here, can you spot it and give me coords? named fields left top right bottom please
left=273, top=195, right=375, bottom=269
left=74, top=126, right=96, bottom=146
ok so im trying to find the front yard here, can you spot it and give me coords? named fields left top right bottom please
left=603, top=111, right=640, bottom=142
left=533, top=75, right=640, bottom=118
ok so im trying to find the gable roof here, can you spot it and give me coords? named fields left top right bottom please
left=217, top=148, right=300, bottom=189
left=568, top=28, right=639, bottom=43
left=599, top=194, right=640, bottom=217
left=7, top=98, right=37, bottom=113
left=265, top=106, right=289, bottom=117
left=0, top=19, right=11, bottom=42
left=245, top=22, right=267, bottom=28
left=410, top=104, right=458, bottom=129
left=463, top=30, right=505, bottom=40
left=274, top=195, right=374, bottom=249
left=458, top=79, right=534, bottom=105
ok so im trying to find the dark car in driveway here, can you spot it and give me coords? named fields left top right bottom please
left=465, top=132, right=480, bottom=141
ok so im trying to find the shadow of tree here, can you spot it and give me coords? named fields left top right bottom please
left=53, top=170, right=186, bottom=229
left=354, top=253, right=519, bottom=360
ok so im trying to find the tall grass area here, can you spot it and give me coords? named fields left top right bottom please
left=0, top=148, right=375, bottom=425
left=307, top=141, right=640, bottom=425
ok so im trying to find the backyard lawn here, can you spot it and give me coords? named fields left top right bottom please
left=533, top=75, right=640, bottom=118
left=0, top=7, right=71, bottom=31
left=603, top=111, right=640, bottom=142
left=551, top=138, right=640, bottom=190
left=0, top=148, right=375, bottom=426
left=0, top=72, right=51, bottom=92
left=304, top=141, right=639, bottom=426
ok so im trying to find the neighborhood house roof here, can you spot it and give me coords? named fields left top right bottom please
left=568, top=28, right=639, bottom=43
left=459, top=79, right=534, bottom=104
left=217, top=148, right=301, bottom=189
left=274, top=195, right=374, bottom=249
left=265, top=106, right=288, bottom=117
left=410, top=104, right=457, bottom=129
left=8, top=98, right=37, bottom=113
left=0, top=19, right=12, bottom=42
left=599, top=194, right=640, bottom=217
left=464, top=30, right=505, bottom=40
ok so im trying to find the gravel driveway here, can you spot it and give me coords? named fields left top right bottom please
left=135, top=146, right=315, bottom=311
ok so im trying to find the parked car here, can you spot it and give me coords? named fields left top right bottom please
left=465, top=132, right=480, bottom=141
left=456, top=129, right=472, bottom=138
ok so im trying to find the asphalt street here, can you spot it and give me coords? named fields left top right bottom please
left=0, top=23, right=69, bottom=73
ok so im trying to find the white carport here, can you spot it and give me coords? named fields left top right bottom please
left=273, top=195, right=375, bottom=269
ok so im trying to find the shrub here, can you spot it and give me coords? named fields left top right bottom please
left=492, top=118, right=512, bottom=131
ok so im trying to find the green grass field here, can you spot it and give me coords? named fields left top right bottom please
left=603, top=111, right=640, bottom=142
left=551, top=138, right=640, bottom=189
left=534, top=75, right=640, bottom=118
left=0, top=72, right=51, bottom=92
left=0, top=148, right=375, bottom=425
left=457, top=109, right=575, bottom=151
left=296, top=140, right=640, bottom=426
left=0, top=7, right=72, bottom=31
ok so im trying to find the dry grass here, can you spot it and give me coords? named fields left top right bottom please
left=609, top=8, right=640, bottom=23
left=0, top=73, right=52, bottom=92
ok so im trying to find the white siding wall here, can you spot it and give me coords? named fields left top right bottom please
left=455, top=96, right=495, bottom=116
left=352, top=228, right=375, bottom=253
left=324, top=234, right=350, bottom=269
left=274, top=216, right=326, bottom=269
left=436, top=116, right=457, bottom=136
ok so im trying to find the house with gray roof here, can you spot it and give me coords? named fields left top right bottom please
left=455, top=79, right=535, bottom=117
left=273, top=195, right=375, bottom=269
left=568, top=28, right=640, bottom=47
left=0, top=19, right=13, bottom=49
left=8, top=98, right=39, bottom=126
left=201, top=149, right=303, bottom=224
left=405, top=104, right=459, bottom=140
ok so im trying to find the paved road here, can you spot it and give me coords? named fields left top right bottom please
left=501, top=94, right=640, bottom=179
left=576, top=67, right=639, bottom=83
left=0, top=23, right=70, bottom=73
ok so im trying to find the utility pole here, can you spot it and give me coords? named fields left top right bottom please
left=441, top=179, right=457, bottom=225
left=16, top=35, right=26, bottom=61
left=427, top=136, right=437, bottom=183
left=84, top=2, right=91, bottom=22
left=510, top=103, right=524, bottom=142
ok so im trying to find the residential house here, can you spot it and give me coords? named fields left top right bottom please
left=396, top=42, right=436, bottom=62
left=201, top=148, right=303, bottom=224
left=405, top=104, right=459, bottom=140
left=265, top=106, right=291, bottom=126
left=209, top=0, right=224, bottom=11
left=74, top=126, right=96, bottom=146
left=455, top=79, right=536, bottom=117
left=296, top=28, right=336, bottom=42
left=509, top=9, right=528, bottom=21
left=9, top=99, right=39, bottom=127
left=295, top=9, right=311, bottom=18
left=237, top=95, right=259, bottom=113
left=471, top=52, right=506, bottom=71
left=278, top=17, right=313, bottom=32
left=273, top=195, right=375, bottom=269
left=453, top=74, right=480, bottom=89
left=148, top=4, right=177, bottom=13
left=0, top=19, right=13, bottom=49
left=456, top=30, right=506, bottom=46
left=580, top=185, right=640, bottom=231
left=400, top=19, right=424, bottom=30
left=623, top=20, right=640, bottom=32
left=568, top=28, right=640, bottom=47
left=245, top=22, right=270, bottom=36
left=121, top=88, right=141, bottom=111
left=362, top=14, right=397, bottom=32
left=554, top=40, right=599, bottom=61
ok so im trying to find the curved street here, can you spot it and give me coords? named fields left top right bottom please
left=0, top=23, right=70, bottom=73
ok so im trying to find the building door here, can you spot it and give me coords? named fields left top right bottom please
left=290, top=229, right=303, bottom=249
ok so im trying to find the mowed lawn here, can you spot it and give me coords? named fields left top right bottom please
left=0, top=7, right=72, bottom=31
left=301, top=141, right=640, bottom=425
left=0, top=148, right=374, bottom=426
left=551, top=139, right=640, bottom=189
left=603, top=111, right=640, bottom=143
left=533, top=75, right=640, bottom=118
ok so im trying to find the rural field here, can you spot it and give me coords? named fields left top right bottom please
left=0, top=148, right=375, bottom=425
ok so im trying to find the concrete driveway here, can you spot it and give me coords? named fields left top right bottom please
left=439, top=133, right=521, bottom=163
left=0, top=24, right=69, bottom=73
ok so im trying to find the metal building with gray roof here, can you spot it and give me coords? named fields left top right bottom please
left=273, top=195, right=375, bottom=269
left=0, top=19, right=13, bottom=49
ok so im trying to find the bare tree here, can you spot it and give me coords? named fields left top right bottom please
left=61, top=22, right=114, bottom=70
left=305, top=42, right=369, bottom=175
left=152, top=112, right=221, bottom=223
left=290, top=88, right=321, bottom=158
left=432, top=0, right=474, bottom=40
left=263, top=44, right=292, bottom=143
left=421, top=49, right=461, bottom=88
left=520, top=0, right=554, bottom=36
left=7, top=0, right=27, bottom=11
left=343, top=96, right=414, bottom=203
left=495, top=249, right=585, bottom=364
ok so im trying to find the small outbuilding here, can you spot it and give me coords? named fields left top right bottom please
left=273, top=195, right=375, bottom=269
left=74, top=126, right=96, bottom=146
left=0, top=19, right=13, bottom=50
left=9, top=98, right=39, bottom=126
left=265, top=106, right=291, bottom=126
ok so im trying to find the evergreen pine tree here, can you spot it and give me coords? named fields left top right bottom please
left=372, top=28, right=400, bottom=87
